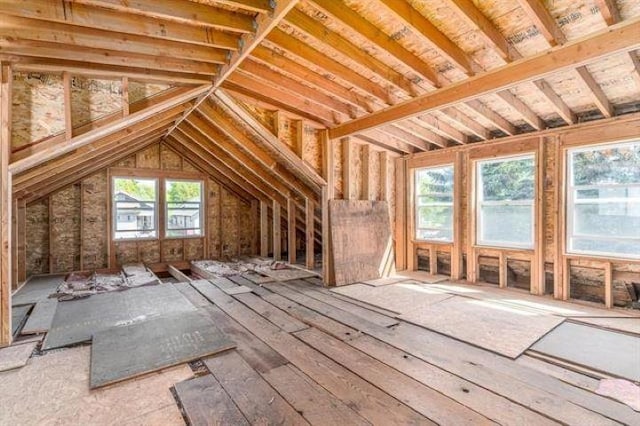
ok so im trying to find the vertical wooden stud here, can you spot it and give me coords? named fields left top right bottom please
left=395, top=158, right=407, bottom=271
left=451, top=151, right=463, bottom=280
left=272, top=201, right=281, bottom=261
left=63, top=71, right=72, bottom=140
left=467, top=154, right=478, bottom=283
left=305, top=197, right=314, bottom=269
left=122, top=77, right=130, bottom=117
left=499, top=252, right=507, bottom=288
left=16, top=199, right=26, bottom=285
left=362, top=143, right=371, bottom=200
left=429, top=246, right=437, bottom=275
left=604, top=261, right=613, bottom=308
left=0, top=62, right=12, bottom=346
left=321, top=130, right=334, bottom=285
left=533, top=138, right=546, bottom=295
left=380, top=151, right=389, bottom=203
left=287, top=198, right=296, bottom=264
left=554, top=136, right=565, bottom=300
left=294, top=120, right=304, bottom=157
left=260, top=200, right=269, bottom=258
left=342, top=137, right=352, bottom=200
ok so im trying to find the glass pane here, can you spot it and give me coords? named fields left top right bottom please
left=113, top=177, right=157, bottom=240
left=166, top=180, right=203, bottom=237
left=166, top=180, right=202, bottom=202
left=416, top=228, right=453, bottom=241
left=113, top=178, right=156, bottom=202
left=574, top=202, right=640, bottom=239
left=479, top=204, right=533, bottom=247
left=417, top=194, right=453, bottom=204
left=416, top=166, right=453, bottom=197
left=418, top=206, right=453, bottom=229
left=570, top=237, right=640, bottom=258
left=480, top=156, right=534, bottom=201
left=572, top=142, right=640, bottom=186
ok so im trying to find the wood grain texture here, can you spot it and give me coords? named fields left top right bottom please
left=329, top=200, right=392, bottom=285
left=174, top=374, right=249, bottom=426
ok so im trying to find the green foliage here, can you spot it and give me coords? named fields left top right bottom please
left=573, top=144, right=640, bottom=186
left=481, top=157, right=534, bottom=201
left=167, top=181, right=201, bottom=202
left=114, top=178, right=155, bottom=201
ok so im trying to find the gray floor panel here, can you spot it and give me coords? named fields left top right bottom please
left=12, top=274, right=65, bottom=305
left=531, top=321, right=640, bottom=381
left=42, top=284, right=196, bottom=350
left=90, top=311, right=235, bottom=388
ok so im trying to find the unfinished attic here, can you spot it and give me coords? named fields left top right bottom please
left=1, top=0, right=640, bottom=424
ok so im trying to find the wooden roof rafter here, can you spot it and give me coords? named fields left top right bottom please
left=330, top=17, right=640, bottom=138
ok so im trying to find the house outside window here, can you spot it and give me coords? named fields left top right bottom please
left=113, top=177, right=158, bottom=240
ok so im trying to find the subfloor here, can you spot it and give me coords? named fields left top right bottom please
left=2, top=270, right=640, bottom=425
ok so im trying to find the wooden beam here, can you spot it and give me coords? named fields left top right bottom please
left=464, top=99, right=516, bottom=136
left=321, top=130, right=334, bottom=285
left=376, top=0, right=480, bottom=75
left=214, top=90, right=327, bottom=190
left=380, top=151, right=389, bottom=203
left=308, top=0, right=440, bottom=86
left=496, top=90, right=545, bottom=130
left=288, top=198, right=296, bottom=264
left=440, top=107, right=490, bottom=140
left=575, top=66, right=613, bottom=118
left=444, top=0, right=521, bottom=61
left=0, top=0, right=241, bottom=50
left=305, top=197, right=314, bottom=269
left=273, top=201, right=281, bottom=261
left=362, top=144, right=371, bottom=200
left=533, top=79, right=576, bottom=124
left=0, top=16, right=229, bottom=64
left=214, top=0, right=299, bottom=88
left=10, top=85, right=209, bottom=174
left=515, top=0, right=567, bottom=45
left=260, top=200, right=269, bottom=257
left=412, top=115, right=468, bottom=145
left=381, top=126, right=433, bottom=151
left=266, top=29, right=392, bottom=104
left=395, top=158, right=407, bottom=271
left=354, top=131, right=416, bottom=155
left=329, top=18, right=640, bottom=138
left=392, top=121, right=447, bottom=148
left=595, top=0, right=621, bottom=26
left=284, top=8, right=417, bottom=96
left=629, top=51, right=640, bottom=91
left=0, top=62, right=11, bottom=347
left=121, top=77, right=129, bottom=117
left=69, top=0, right=256, bottom=33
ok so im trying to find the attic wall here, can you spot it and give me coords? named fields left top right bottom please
left=240, top=101, right=397, bottom=260
left=11, top=71, right=172, bottom=150
left=24, top=143, right=255, bottom=277
left=408, top=115, right=640, bottom=307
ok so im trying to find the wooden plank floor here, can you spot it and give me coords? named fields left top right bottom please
left=174, top=277, right=640, bottom=426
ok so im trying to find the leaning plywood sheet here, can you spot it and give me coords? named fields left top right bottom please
left=21, top=299, right=58, bottom=335
left=12, top=274, right=65, bottom=305
left=90, top=311, right=235, bottom=388
left=11, top=305, right=31, bottom=336
left=43, top=284, right=196, bottom=350
left=530, top=322, right=640, bottom=382
left=400, top=296, right=565, bottom=359
left=0, top=342, right=37, bottom=372
left=331, top=283, right=453, bottom=315
left=174, top=375, right=250, bottom=426
left=329, top=200, right=393, bottom=286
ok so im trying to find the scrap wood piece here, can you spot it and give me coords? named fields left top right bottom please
left=223, top=286, right=253, bottom=295
left=168, top=265, right=192, bottom=283
left=21, top=298, right=58, bottom=335
left=256, top=268, right=318, bottom=282
left=596, top=379, right=640, bottom=412
left=0, top=342, right=38, bottom=372
left=174, top=374, right=250, bottom=426
left=90, top=311, right=235, bottom=389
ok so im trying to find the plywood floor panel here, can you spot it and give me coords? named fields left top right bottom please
left=21, top=299, right=57, bottom=335
left=12, top=274, right=65, bottom=305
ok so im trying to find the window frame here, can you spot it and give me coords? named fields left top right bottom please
left=112, top=176, right=159, bottom=242
left=164, top=178, right=205, bottom=239
left=475, top=153, right=536, bottom=250
left=566, top=140, right=640, bottom=260
left=414, top=164, right=455, bottom=243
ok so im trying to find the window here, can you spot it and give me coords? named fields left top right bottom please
left=415, top=165, right=454, bottom=241
left=113, top=177, right=157, bottom=240
left=567, top=141, right=640, bottom=258
left=165, top=179, right=204, bottom=238
left=476, top=154, right=535, bottom=248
